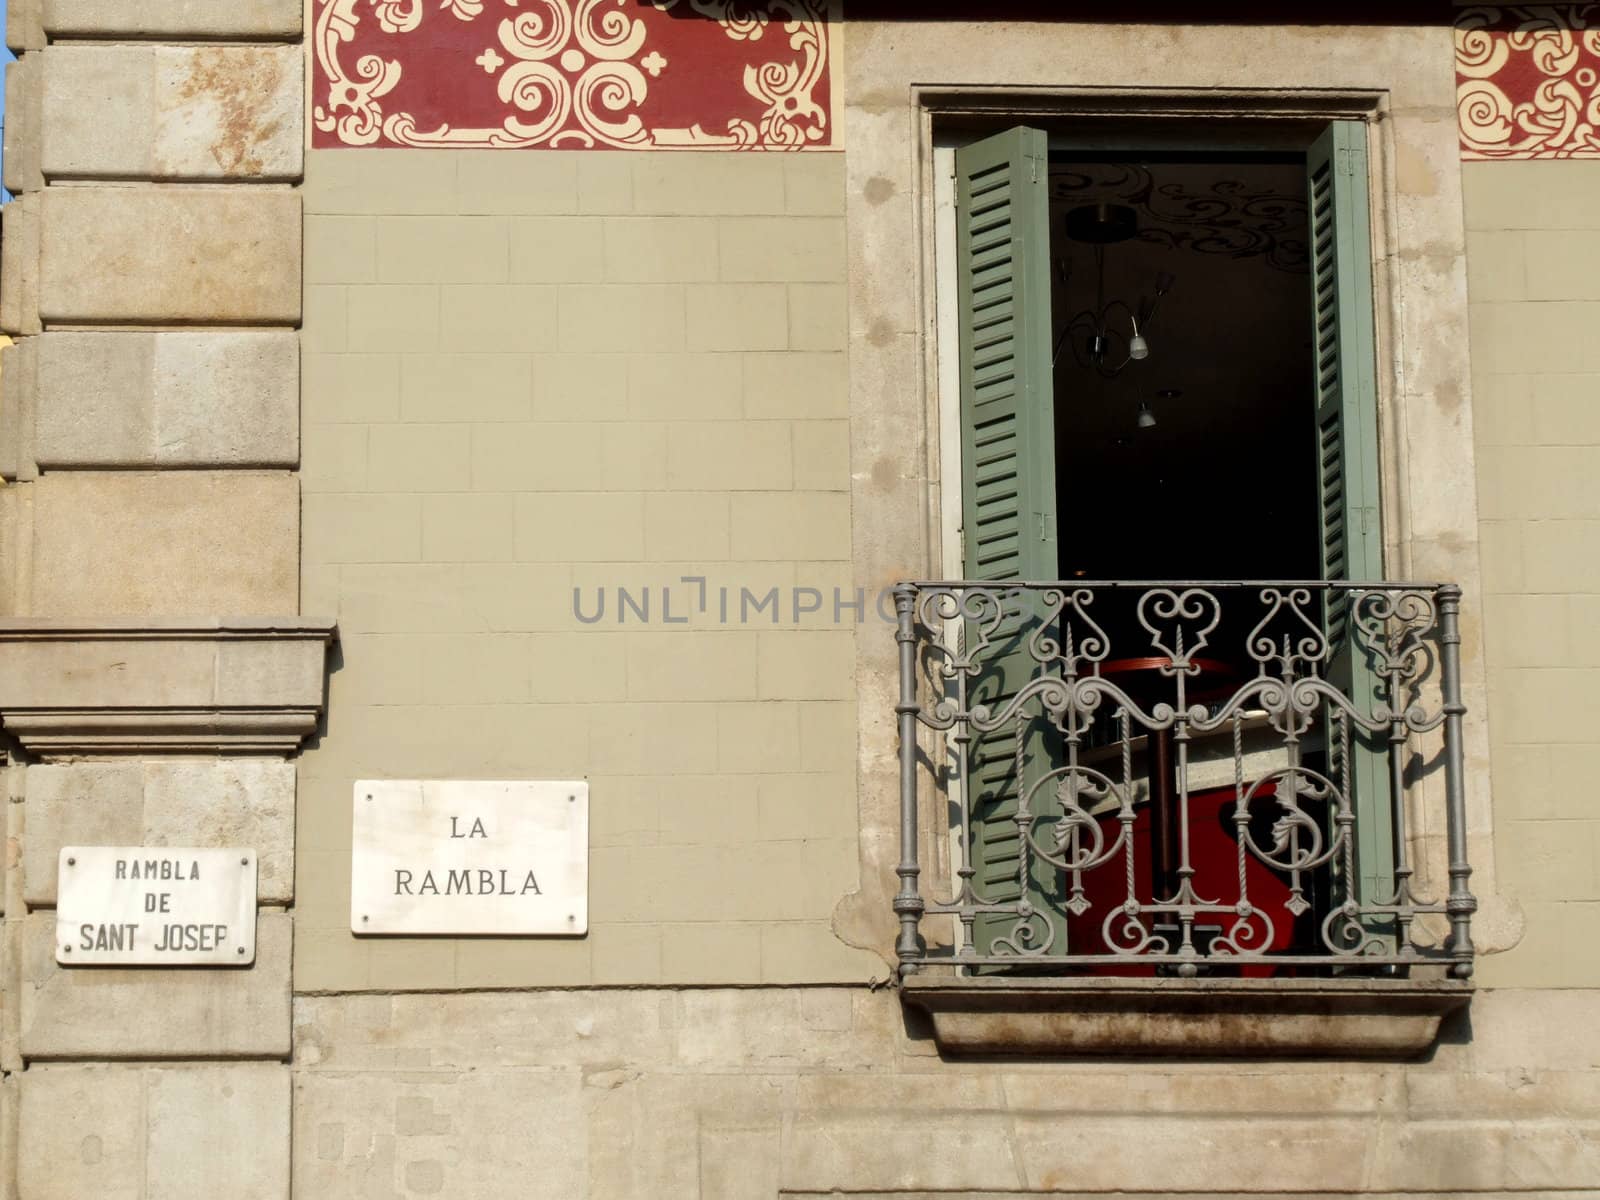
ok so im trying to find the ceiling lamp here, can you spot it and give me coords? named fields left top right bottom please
left=1138, top=387, right=1182, bottom=432
left=1053, top=203, right=1175, bottom=379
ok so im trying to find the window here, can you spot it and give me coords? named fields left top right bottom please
left=945, top=121, right=1393, bottom=964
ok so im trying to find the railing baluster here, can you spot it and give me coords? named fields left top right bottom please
left=1437, top=583, right=1477, bottom=978
left=893, top=583, right=925, bottom=974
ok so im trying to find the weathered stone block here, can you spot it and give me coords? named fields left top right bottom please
left=294, top=1069, right=586, bottom=1198
left=39, top=188, right=300, bottom=324
left=29, top=472, right=299, bottom=617
left=0, top=336, right=39, bottom=481
left=1, top=192, right=41, bottom=335
left=19, top=1063, right=289, bottom=1200
left=7, top=0, right=43, bottom=50
left=0, top=486, right=20, bottom=618
left=4, top=55, right=42, bottom=194
left=20, top=911, right=291, bottom=1058
left=42, top=45, right=301, bottom=181
left=23, top=759, right=295, bottom=904
left=35, top=331, right=298, bottom=467
left=42, top=0, right=300, bottom=38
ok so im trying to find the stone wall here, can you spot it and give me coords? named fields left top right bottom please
left=292, top=985, right=1600, bottom=1196
left=0, top=1, right=326, bottom=1197
left=1467, top=159, right=1600, bottom=988
left=296, top=148, right=877, bottom=989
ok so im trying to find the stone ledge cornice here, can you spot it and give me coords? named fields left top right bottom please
left=0, top=617, right=336, bottom=640
left=900, top=975, right=1472, bottom=1059
left=0, top=618, right=336, bottom=757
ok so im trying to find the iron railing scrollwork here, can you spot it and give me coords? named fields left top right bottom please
left=893, top=580, right=1475, bottom=979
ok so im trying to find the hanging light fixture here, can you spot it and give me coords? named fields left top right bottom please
left=1053, top=202, right=1175, bottom=379
left=1137, top=387, right=1182, bottom=432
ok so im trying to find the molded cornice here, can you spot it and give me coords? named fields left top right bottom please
left=0, top=619, right=337, bottom=757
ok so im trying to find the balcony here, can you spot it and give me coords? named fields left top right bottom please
left=890, top=581, right=1475, bottom=1055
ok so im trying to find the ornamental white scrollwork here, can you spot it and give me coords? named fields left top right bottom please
left=1456, top=5, right=1600, bottom=159
left=314, top=0, right=830, bottom=151
left=314, top=0, right=404, bottom=146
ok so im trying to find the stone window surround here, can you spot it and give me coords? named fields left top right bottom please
left=835, top=21, right=1519, bottom=1050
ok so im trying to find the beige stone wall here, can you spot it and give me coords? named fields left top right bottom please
left=297, top=148, right=878, bottom=988
left=1467, top=161, right=1600, bottom=988
left=293, top=985, right=1600, bottom=1196
left=0, top=1, right=317, bottom=1196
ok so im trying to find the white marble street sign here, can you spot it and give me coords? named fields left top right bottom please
left=351, top=779, right=589, bottom=935
left=57, top=847, right=258, bottom=966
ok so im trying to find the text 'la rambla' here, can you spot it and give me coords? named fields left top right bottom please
left=392, top=815, right=544, bottom=897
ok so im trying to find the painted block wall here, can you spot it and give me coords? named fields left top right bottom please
left=297, top=148, right=879, bottom=989
left=1466, top=159, right=1600, bottom=988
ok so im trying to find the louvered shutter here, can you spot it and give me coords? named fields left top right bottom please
left=955, top=126, right=1062, bottom=955
left=1308, top=121, right=1392, bottom=910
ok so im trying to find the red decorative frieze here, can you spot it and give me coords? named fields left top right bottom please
left=312, top=0, right=833, bottom=150
left=1457, top=4, right=1600, bottom=158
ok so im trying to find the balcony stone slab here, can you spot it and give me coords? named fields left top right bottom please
left=899, top=975, right=1472, bottom=1058
left=0, top=618, right=335, bottom=756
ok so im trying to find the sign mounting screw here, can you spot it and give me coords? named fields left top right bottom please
left=236, top=946, right=246, bottom=956
left=66, top=857, right=75, bottom=867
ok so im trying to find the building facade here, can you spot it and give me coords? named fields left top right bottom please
left=0, top=0, right=1597, bottom=1195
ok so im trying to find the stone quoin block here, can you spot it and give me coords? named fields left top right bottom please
left=7, top=0, right=43, bottom=50
left=42, top=0, right=301, bottom=38
left=4, top=54, right=43, bottom=194
left=38, top=188, right=301, bottom=324
left=19, top=1063, right=289, bottom=1200
left=0, top=486, right=24, bottom=616
left=41, top=44, right=302, bottom=181
left=28, top=471, right=299, bottom=617
left=0, top=336, right=39, bottom=481
left=34, top=331, right=299, bottom=467
left=22, top=759, right=296, bottom=905
left=20, top=911, right=292, bottom=1059
left=1, top=191, right=41, bottom=335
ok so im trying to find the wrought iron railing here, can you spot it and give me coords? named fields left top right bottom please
left=892, top=581, right=1475, bottom=979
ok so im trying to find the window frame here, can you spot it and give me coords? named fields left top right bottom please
left=925, top=106, right=1399, bottom=955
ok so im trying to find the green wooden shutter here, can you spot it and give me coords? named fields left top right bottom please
left=954, top=126, right=1062, bottom=955
left=1307, top=121, right=1392, bottom=910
